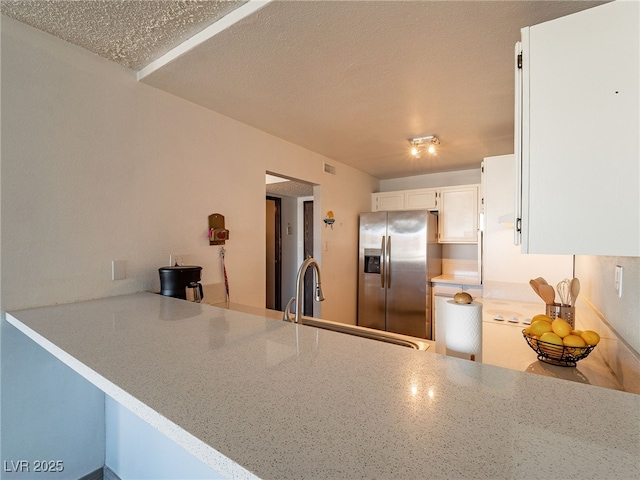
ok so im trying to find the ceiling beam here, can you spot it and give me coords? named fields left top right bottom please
left=137, top=0, right=273, bottom=80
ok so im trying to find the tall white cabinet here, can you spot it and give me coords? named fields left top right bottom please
left=437, top=185, right=479, bottom=244
left=515, top=0, right=639, bottom=256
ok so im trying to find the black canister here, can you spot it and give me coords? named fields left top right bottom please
left=159, top=265, right=203, bottom=300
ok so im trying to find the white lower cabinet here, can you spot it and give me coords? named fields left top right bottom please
left=437, top=185, right=479, bottom=243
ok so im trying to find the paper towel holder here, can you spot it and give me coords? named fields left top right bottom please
left=443, top=300, right=483, bottom=363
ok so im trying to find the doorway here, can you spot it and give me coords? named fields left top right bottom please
left=302, top=200, right=314, bottom=315
left=265, top=196, right=282, bottom=311
left=265, top=173, right=317, bottom=313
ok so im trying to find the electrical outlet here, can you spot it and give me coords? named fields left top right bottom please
left=169, top=254, right=188, bottom=266
left=615, top=265, right=623, bottom=297
left=111, top=260, right=126, bottom=281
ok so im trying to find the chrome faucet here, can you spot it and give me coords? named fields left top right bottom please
left=283, top=257, right=325, bottom=323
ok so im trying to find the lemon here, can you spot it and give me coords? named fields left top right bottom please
left=540, top=331, right=563, bottom=346
left=539, top=332, right=564, bottom=356
left=530, top=320, right=553, bottom=336
left=531, top=314, right=553, bottom=324
left=562, top=335, right=586, bottom=347
left=571, top=329, right=583, bottom=336
left=581, top=330, right=601, bottom=346
left=524, top=326, right=533, bottom=335
left=551, top=318, right=572, bottom=338
left=563, top=334, right=588, bottom=356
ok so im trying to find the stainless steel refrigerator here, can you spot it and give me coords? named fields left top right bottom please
left=357, top=210, right=441, bottom=339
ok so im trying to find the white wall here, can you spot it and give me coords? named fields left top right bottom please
left=0, top=16, right=376, bottom=473
left=0, top=16, right=376, bottom=317
left=380, top=168, right=481, bottom=191
left=1, top=320, right=105, bottom=479
left=105, top=397, right=222, bottom=479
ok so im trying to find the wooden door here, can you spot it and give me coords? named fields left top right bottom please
left=266, top=197, right=282, bottom=310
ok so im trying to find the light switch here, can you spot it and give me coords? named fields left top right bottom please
left=615, top=265, right=623, bottom=297
left=112, top=260, right=126, bottom=281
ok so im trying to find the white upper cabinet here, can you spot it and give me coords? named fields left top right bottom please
left=372, top=191, right=405, bottom=211
left=515, top=1, right=639, bottom=256
left=372, top=188, right=437, bottom=211
left=405, top=189, right=437, bottom=210
left=438, top=185, right=479, bottom=244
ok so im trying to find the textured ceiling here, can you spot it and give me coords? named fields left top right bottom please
left=266, top=179, right=314, bottom=198
left=0, top=0, right=247, bottom=70
left=1, top=0, right=607, bottom=179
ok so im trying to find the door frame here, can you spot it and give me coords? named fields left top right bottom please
left=266, top=196, right=282, bottom=311
left=303, top=200, right=314, bottom=315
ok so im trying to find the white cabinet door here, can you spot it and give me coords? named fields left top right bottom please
left=438, top=186, right=479, bottom=243
left=372, top=188, right=438, bottom=211
left=372, top=192, right=405, bottom=211
left=406, top=189, right=437, bottom=210
left=516, top=1, right=639, bottom=256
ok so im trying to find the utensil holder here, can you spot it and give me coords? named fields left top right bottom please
left=545, top=304, right=575, bottom=328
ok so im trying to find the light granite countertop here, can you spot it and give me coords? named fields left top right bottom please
left=431, top=273, right=482, bottom=286
left=7, top=293, right=639, bottom=479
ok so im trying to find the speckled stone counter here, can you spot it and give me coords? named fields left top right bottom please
left=7, top=293, right=640, bottom=479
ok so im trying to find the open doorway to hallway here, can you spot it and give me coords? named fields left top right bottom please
left=265, top=173, right=317, bottom=314
left=265, top=196, right=282, bottom=310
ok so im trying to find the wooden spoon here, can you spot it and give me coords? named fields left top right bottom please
left=529, top=279, right=541, bottom=297
left=539, top=284, right=556, bottom=305
left=570, top=278, right=580, bottom=307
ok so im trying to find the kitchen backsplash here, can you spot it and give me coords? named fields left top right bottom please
left=481, top=281, right=544, bottom=304
left=441, top=244, right=479, bottom=278
left=576, top=255, right=640, bottom=355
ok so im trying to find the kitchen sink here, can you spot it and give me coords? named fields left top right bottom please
left=298, top=316, right=430, bottom=350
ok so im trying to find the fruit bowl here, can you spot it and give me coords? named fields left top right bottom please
left=522, top=330, right=596, bottom=367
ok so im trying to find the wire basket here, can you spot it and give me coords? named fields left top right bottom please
left=522, top=330, right=596, bottom=367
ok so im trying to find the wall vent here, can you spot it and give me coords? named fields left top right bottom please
left=323, top=163, right=336, bottom=175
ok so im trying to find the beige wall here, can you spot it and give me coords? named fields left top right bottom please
left=379, top=168, right=482, bottom=191
left=0, top=17, right=377, bottom=323
left=575, top=255, right=640, bottom=354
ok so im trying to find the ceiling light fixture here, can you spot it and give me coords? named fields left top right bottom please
left=409, top=135, right=440, bottom=158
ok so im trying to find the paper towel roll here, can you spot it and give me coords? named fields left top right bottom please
left=443, top=300, right=483, bottom=361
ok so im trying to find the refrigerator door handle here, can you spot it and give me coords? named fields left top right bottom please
left=380, top=236, right=386, bottom=288
left=386, top=235, right=391, bottom=288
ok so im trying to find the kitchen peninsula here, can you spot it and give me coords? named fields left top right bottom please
left=6, top=293, right=639, bottom=479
